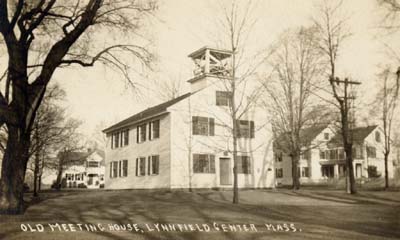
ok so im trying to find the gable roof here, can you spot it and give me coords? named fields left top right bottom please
left=57, top=151, right=90, bottom=166
left=329, top=125, right=378, bottom=144
left=274, top=124, right=328, bottom=150
left=103, top=93, right=191, bottom=133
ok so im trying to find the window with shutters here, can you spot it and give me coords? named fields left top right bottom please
left=111, top=129, right=129, bottom=148
left=136, top=157, right=146, bottom=176
left=193, top=154, right=215, bottom=173
left=121, top=160, right=128, bottom=177
left=216, top=91, right=232, bottom=106
left=149, top=120, right=160, bottom=140
left=192, top=116, right=214, bottom=136
left=148, top=155, right=159, bottom=175
left=236, top=120, right=255, bottom=138
left=123, top=129, right=129, bottom=146
left=110, top=161, right=118, bottom=178
left=237, top=156, right=251, bottom=174
left=137, top=124, right=147, bottom=143
left=275, top=168, right=283, bottom=178
left=114, top=132, right=120, bottom=148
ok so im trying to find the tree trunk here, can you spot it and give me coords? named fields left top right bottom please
left=344, top=144, right=356, bottom=194
left=384, top=152, right=389, bottom=189
left=0, top=126, right=31, bottom=214
left=291, top=154, right=300, bottom=190
left=232, top=131, right=239, bottom=204
left=55, top=166, right=63, bottom=191
left=38, top=175, right=42, bottom=191
left=33, top=152, right=40, bottom=197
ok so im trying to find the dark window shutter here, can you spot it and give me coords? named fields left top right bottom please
left=155, top=156, right=159, bottom=174
left=136, top=126, right=139, bottom=143
left=250, top=121, right=255, bottom=138
left=193, top=154, right=199, bottom=173
left=148, top=157, right=151, bottom=175
left=143, top=124, right=147, bottom=141
left=209, top=155, right=215, bottom=173
left=111, top=135, right=114, bottom=149
left=110, top=163, right=112, bottom=178
left=149, top=122, right=152, bottom=140
left=192, top=117, right=198, bottom=135
left=209, top=118, right=215, bottom=136
left=136, top=158, right=138, bottom=176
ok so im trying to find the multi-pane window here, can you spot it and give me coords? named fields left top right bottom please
left=136, top=157, right=146, bottom=176
left=149, top=120, right=160, bottom=140
left=367, top=146, right=377, bottom=158
left=111, top=129, right=129, bottom=149
left=375, top=131, right=381, bottom=142
left=87, top=161, right=99, bottom=168
left=192, top=116, right=214, bottom=136
left=319, top=150, right=326, bottom=159
left=148, top=155, right=159, bottom=175
left=276, top=168, right=283, bottom=178
left=275, top=152, right=283, bottom=162
left=352, top=146, right=364, bottom=159
left=123, top=129, right=129, bottom=146
left=237, top=156, right=251, bottom=174
left=328, top=149, right=338, bottom=160
left=110, top=160, right=127, bottom=178
left=137, top=124, right=147, bottom=143
left=301, top=167, right=310, bottom=177
left=236, top=120, right=255, bottom=138
left=216, top=91, right=232, bottom=106
left=114, top=132, right=120, bottom=148
left=193, top=154, right=215, bottom=173
left=110, top=161, right=118, bottom=178
left=120, top=160, right=128, bottom=177
left=66, top=173, right=72, bottom=180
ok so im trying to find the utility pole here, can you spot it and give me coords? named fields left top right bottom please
left=329, top=76, right=361, bottom=194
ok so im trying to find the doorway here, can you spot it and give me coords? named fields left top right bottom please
left=356, top=164, right=362, bottom=178
left=219, top=158, right=231, bottom=185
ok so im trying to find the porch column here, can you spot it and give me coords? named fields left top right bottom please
left=334, top=164, right=339, bottom=179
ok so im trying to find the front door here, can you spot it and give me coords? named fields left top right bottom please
left=219, top=158, right=231, bottom=185
left=356, top=164, right=362, bottom=178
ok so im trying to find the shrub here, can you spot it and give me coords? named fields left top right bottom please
left=78, top=183, right=87, bottom=188
left=368, top=165, right=381, bottom=178
left=100, top=184, right=105, bottom=188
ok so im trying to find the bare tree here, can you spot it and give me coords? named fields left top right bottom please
left=378, top=0, right=400, bottom=32
left=212, top=0, right=273, bottom=203
left=375, top=67, right=400, bottom=189
left=47, top=118, right=82, bottom=191
left=0, top=0, right=157, bottom=213
left=28, top=84, right=66, bottom=197
left=313, top=0, right=360, bottom=194
left=264, top=27, right=327, bottom=190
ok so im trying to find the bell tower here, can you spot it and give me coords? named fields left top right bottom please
left=187, top=46, right=233, bottom=91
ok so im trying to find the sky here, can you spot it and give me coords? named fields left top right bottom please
left=45, top=0, right=399, bottom=139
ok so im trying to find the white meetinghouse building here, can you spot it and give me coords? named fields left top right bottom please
left=103, top=47, right=275, bottom=189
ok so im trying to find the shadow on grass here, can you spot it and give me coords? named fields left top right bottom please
left=1, top=189, right=399, bottom=240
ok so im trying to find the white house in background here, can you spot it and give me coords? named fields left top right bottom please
left=62, top=149, right=105, bottom=189
left=275, top=124, right=394, bottom=185
left=103, top=47, right=275, bottom=190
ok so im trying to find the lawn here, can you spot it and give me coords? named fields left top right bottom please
left=0, top=189, right=399, bottom=240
